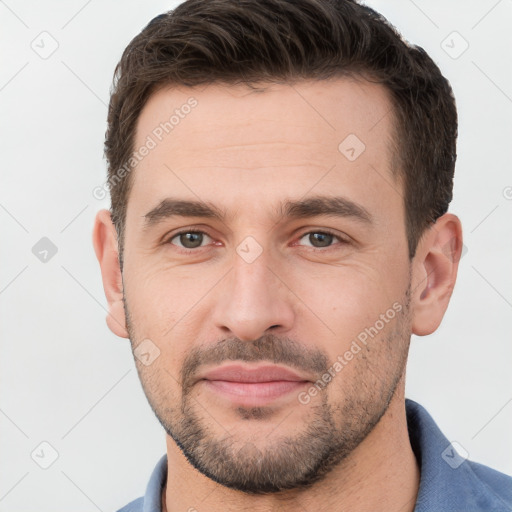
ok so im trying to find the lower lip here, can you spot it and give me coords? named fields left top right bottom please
left=202, top=379, right=308, bottom=406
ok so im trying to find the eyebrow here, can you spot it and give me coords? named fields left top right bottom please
left=142, top=195, right=372, bottom=230
left=143, top=199, right=226, bottom=231
left=280, top=196, right=372, bottom=224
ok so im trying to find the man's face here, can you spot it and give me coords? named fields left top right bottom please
left=122, top=78, right=412, bottom=492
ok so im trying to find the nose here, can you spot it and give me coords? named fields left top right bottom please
left=212, top=249, right=296, bottom=342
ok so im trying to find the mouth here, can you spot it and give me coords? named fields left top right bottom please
left=197, top=364, right=311, bottom=407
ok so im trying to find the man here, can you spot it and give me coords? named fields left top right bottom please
left=93, top=0, right=512, bottom=510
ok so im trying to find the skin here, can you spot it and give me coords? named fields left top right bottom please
left=93, top=78, right=463, bottom=512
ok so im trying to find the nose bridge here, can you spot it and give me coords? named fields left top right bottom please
left=232, top=250, right=276, bottom=303
left=212, top=243, right=296, bottom=341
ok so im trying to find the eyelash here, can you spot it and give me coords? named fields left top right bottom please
left=165, top=228, right=349, bottom=253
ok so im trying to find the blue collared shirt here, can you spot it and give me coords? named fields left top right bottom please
left=117, top=399, right=512, bottom=511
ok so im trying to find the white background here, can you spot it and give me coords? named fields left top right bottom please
left=1, top=0, right=511, bottom=510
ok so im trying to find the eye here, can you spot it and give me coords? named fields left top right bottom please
left=168, top=230, right=213, bottom=250
left=297, top=230, right=347, bottom=249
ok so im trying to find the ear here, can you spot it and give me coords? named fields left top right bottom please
left=92, top=209, right=129, bottom=338
left=410, top=213, right=463, bottom=336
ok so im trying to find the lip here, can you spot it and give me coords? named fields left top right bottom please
left=198, top=364, right=311, bottom=407
left=200, top=364, right=309, bottom=383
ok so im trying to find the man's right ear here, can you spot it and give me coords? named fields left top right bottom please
left=92, top=209, right=129, bottom=338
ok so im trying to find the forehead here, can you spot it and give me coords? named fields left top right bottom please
left=135, top=78, right=394, bottom=160
left=128, top=78, right=399, bottom=226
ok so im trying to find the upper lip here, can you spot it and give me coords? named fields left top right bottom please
left=199, top=364, right=311, bottom=383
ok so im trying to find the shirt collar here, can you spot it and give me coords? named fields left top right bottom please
left=406, top=398, right=510, bottom=511
left=142, top=453, right=167, bottom=512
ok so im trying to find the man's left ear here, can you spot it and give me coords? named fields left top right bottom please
left=411, top=213, right=463, bottom=336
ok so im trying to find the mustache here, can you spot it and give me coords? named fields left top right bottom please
left=180, top=334, right=329, bottom=392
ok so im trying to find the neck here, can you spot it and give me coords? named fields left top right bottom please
left=163, top=383, right=419, bottom=512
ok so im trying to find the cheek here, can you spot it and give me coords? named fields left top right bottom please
left=124, top=266, right=221, bottom=381
left=289, top=259, right=404, bottom=339
left=125, top=263, right=215, bottom=331
left=311, top=303, right=409, bottom=406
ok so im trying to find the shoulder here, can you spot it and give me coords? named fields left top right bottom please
left=466, top=459, right=512, bottom=509
left=116, top=496, right=144, bottom=512
left=114, top=454, right=167, bottom=512
left=405, top=399, right=512, bottom=511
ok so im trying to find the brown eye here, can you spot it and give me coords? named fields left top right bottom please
left=169, top=231, right=211, bottom=249
left=299, top=231, right=340, bottom=248
left=308, top=232, right=334, bottom=247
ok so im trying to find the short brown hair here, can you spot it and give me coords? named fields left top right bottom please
left=104, top=0, right=457, bottom=267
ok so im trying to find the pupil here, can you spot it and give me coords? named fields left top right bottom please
left=181, top=232, right=203, bottom=248
left=310, top=233, right=332, bottom=247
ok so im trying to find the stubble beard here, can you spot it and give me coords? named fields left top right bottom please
left=125, top=289, right=411, bottom=494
